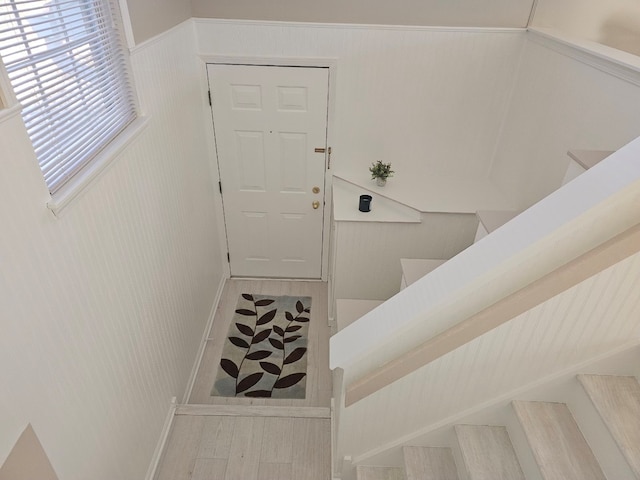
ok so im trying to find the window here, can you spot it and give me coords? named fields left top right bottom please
left=0, top=0, right=136, bottom=194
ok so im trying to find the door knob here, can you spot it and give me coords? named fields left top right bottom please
left=312, top=201, right=320, bottom=209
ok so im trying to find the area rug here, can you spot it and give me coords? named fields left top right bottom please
left=211, top=293, right=312, bottom=398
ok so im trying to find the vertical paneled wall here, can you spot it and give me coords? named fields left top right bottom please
left=332, top=213, right=477, bottom=302
left=0, top=21, right=223, bottom=479
left=195, top=20, right=525, bottom=182
left=490, top=33, right=640, bottom=210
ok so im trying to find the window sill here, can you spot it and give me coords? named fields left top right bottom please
left=47, top=115, right=150, bottom=217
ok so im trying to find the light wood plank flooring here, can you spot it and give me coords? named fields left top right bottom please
left=578, top=374, right=640, bottom=477
left=155, top=280, right=332, bottom=480
left=454, top=425, right=524, bottom=480
left=402, top=446, right=459, bottom=480
left=513, top=401, right=606, bottom=480
left=156, top=414, right=331, bottom=480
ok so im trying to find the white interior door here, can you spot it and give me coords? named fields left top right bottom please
left=208, top=64, right=329, bottom=279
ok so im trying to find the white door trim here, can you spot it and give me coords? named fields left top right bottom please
left=200, top=55, right=338, bottom=282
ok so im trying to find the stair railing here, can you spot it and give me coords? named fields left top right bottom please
left=330, top=135, right=640, bottom=478
left=345, top=220, right=640, bottom=406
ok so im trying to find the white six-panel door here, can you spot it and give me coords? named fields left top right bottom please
left=208, top=64, right=329, bottom=278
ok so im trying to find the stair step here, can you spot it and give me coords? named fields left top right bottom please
left=335, top=299, right=384, bottom=331
left=513, top=401, right=606, bottom=480
left=356, top=466, right=405, bottom=480
left=402, top=446, right=459, bottom=480
left=455, top=425, right=525, bottom=480
left=578, top=374, right=640, bottom=477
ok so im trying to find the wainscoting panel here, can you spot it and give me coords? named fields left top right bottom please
left=195, top=20, right=525, bottom=183
left=332, top=213, right=477, bottom=303
left=0, top=21, right=223, bottom=480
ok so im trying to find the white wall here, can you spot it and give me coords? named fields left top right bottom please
left=195, top=20, right=525, bottom=182
left=490, top=31, right=640, bottom=209
left=126, top=0, right=192, bottom=43
left=191, top=0, right=534, bottom=28
left=0, top=21, right=223, bottom=479
left=532, top=0, right=640, bottom=56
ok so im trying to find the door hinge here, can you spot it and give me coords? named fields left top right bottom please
left=208, top=90, right=212, bottom=106
left=218, top=181, right=222, bottom=194
left=227, top=252, right=230, bottom=263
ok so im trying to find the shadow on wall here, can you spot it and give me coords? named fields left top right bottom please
left=600, top=6, right=640, bottom=56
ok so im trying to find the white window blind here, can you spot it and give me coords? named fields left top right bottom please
left=0, top=0, right=136, bottom=194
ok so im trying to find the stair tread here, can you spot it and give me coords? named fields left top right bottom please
left=513, top=401, right=606, bottom=480
left=578, top=374, right=640, bottom=477
left=402, top=446, right=459, bottom=480
left=455, top=425, right=525, bottom=480
left=356, top=466, right=405, bottom=480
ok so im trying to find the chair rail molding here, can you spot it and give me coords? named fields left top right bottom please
left=527, top=27, right=640, bottom=87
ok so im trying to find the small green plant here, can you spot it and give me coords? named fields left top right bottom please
left=369, top=160, right=394, bottom=180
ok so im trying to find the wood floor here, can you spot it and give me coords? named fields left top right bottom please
left=155, top=279, right=332, bottom=480
left=156, top=415, right=330, bottom=480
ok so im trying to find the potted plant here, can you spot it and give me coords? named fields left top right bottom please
left=369, top=160, right=394, bottom=187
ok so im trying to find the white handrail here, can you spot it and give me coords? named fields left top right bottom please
left=345, top=221, right=640, bottom=406
left=330, top=136, right=640, bottom=373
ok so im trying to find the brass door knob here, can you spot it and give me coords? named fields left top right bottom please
left=312, top=201, right=320, bottom=209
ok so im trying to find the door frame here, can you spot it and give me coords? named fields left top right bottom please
left=199, top=55, right=338, bottom=281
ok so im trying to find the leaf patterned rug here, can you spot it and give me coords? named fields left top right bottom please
left=211, top=294, right=311, bottom=398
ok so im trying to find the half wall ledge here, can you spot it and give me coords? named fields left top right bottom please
left=333, top=170, right=514, bottom=216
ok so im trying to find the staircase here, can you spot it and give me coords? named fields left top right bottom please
left=354, top=374, right=640, bottom=480
left=334, top=209, right=518, bottom=333
left=330, top=140, right=640, bottom=480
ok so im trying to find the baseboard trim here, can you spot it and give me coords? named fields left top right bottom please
left=331, top=397, right=338, bottom=479
left=227, top=276, right=325, bottom=282
left=181, top=275, right=227, bottom=404
left=144, top=396, right=177, bottom=480
left=175, top=404, right=331, bottom=418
